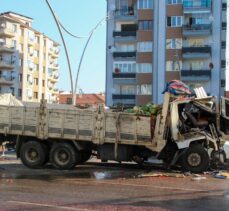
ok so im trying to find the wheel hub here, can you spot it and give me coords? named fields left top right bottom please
left=57, top=150, right=69, bottom=164
left=187, top=153, right=201, bottom=167
left=27, top=148, right=39, bottom=162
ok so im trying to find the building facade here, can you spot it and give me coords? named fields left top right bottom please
left=0, top=12, right=59, bottom=103
left=106, top=0, right=227, bottom=106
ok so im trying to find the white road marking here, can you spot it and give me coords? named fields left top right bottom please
left=7, top=201, right=92, bottom=211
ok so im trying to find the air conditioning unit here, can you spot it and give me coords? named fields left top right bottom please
left=29, top=62, right=34, bottom=70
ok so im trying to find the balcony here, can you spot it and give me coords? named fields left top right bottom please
left=0, top=43, right=15, bottom=53
left=0, top=59, right=15, bottom=69
left=183, top=0, right=211, bottom=14
left=113, top=31, right=136, bottom=42
left=52, top=63, right=59, bottom=69
left=181, top=69, right=211, bottom=82
left=114, top=8, right=137, bottom=21
left=0, top=27, right=15, bottom=38
left=183, top=24, right=212, bottom=37
left=113, top=73, right=136, bottom=79
left=113, top=52, right=136, bottom=58
left=182, top=46, right=211, bottom=59
left=112, top=94, right=136, bottom=100
left=0, top=76, right=14, bottom=85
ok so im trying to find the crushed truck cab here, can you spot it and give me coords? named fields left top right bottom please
left=0, top=92, right=227, bottom=173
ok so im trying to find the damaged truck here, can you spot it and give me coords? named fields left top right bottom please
left=0, top=91, right=228, bottom=173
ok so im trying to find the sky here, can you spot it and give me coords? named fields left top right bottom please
left=0, top=0, right=107, bottom=93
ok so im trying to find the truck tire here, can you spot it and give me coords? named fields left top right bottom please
left=50, top=142, right=79, bottom=170
left=20, top=141, right=47, bottom=169
left=180, top=145, right=209, bottom=173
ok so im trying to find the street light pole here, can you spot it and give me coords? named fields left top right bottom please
left=73, top=16, right=109, bottom=105
left=45, top=0, right=75, bottom=104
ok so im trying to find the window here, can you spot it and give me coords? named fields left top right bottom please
left=12, top=24, right=17, bottom=33
left=166, top=39, right=182, bottom=49
left=222, top=3, right=227, bottom=11
left=33, top=92, right=38, bottom=99
left=222, top=22, right=227, bottom=30
left=67, top=98, right=73, bottom=104
left=114, top=62, right=136, bottom=73
left=167, top=16, right=182, bottom=27
left=137, top=84, right=152, bottom=95
left=42, top=80, right=45, bottom=87
left=222, top=60, right=226, bottom=68
left=221, top=80, right=225, bottom=87
left=222, top=41, right=226, bottom=49
left=183, top=0, right=211, bottom=8
left=34, top=50, right=39, bottom=57
left=43, top=67, right=46, bottom=73
left=167, top=0, right=182, bottom=4
left=138, top=0, right=153, bottom=9
left=35, top=36, right=39, bottom=43
left=9, top=87, right=15, bottom=95
left=34, top=64, right=39, bottom=71
left=19, top=59, right=23, bottom=67
left=139, top=20, right=153, bottom=30
left=19, top=44, right=23, bottom=52
left=34, top=78, right=39, bottom=86
left=11, top=40, right=16, bottom=48
left=18, top=89, right=22, bottom=97
left=137, top=63, right=152, bottom=73
left=19, top=74, right=22, bottom=82
left=137, top=42, right=153, bottom=52
left=166, top=61, right=182, bottom=71
left=116, top=43, right=136, bottom=52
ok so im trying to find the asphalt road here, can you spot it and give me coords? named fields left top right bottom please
left=0, top=154, right=229, bottom=211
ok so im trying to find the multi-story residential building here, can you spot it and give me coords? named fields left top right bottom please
left=106, top=0, right=227, bottom=106
left=0, top=12, right=59, bottom=103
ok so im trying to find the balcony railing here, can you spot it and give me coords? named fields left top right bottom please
left=182, top=46, right=211, bottom=54
left=113, top=52, right=136, bottom=58
left=0, top=27, right=15, bottom=37
left=112, top=94, right=136, bottom=100
left=181, top=70, right=211, bottom=77
left=0, top=43, right=15, bottom=53
left=183, top=24, right=211, bottom=31
left=113, top=73, right=136, bottom=78
left=115, top=8, right=137, bottom=20
left=113, top=31, right=136, bottom=37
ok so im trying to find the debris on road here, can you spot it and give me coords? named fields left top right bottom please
left=139, top=172, right=185, bottom=178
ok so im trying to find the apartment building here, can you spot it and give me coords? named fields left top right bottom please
left=0, top=12, right=59, bottom=103
left=106, top=0, right=227, bottom=106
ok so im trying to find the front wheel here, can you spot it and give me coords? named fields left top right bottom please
left=179, top=145, right=209, bottom=173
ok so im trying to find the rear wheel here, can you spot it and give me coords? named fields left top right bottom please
left=20, top=141, right=47, bottom=169
left=50, top=142, right=79, bottom=170
left=180, top=145, right=209, bottom=173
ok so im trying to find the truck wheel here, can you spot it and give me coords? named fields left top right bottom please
left=78, top=151, right=92, bottom=164
left=50, top=142, right=78, bottom=170
left=20, top=141, right=47, bottom=169
left=180, top=145, right=209, bottom=173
